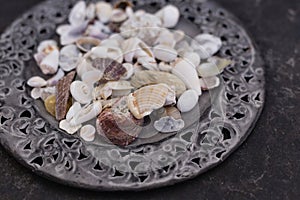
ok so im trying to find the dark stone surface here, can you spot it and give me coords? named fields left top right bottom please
left=0, top=0, right=299, bottom=199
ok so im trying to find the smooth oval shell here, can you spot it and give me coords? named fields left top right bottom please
left=66, top=102, right=82, bottom=122
left=131, top=70, right=186, bottom=97
left=153, top=44, right=178, bottom=62
left=177, top=89, right=199, bottom=113
left=69, top=1, right=86, bottom=25
left=127, top=84, right=172, bottom=119
left=183, top=52, right=201, bottom=68
left=70, top=81, right=92, bottom=104
left=27, top=76, right=47, bottom=88
left=59, top=45, right=81, bottom=72
left=96, top=2, right=113, bottom=23
left=40, top=49, right=59, bottom=75
left=59, top=119, right=82, bottom=135
left=191, top=33, right=222, bottom=59
left=155, top=5, right=180, bottom=28
left=80, top=125, right=96, bottom=142
left=199, top=76, right=220, bottom=90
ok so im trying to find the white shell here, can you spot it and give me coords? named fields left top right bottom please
left=155, top=29, right=176, bottom=48
left=96, top=2, right=113, bottom=23
left=177, top=90, right=199, bottom=113
left=60, top=22, right=89, bottom=45
left=37, top=40, right=58, bottom=54
left=69, top=1, right=87, bottom=25
left=111, top=9, right=128, bottom=23
left=121, top=63, right=134, bottom=80
left=154, top=116, right=184, bottom=133
left=40, top=49, right=59, bottom=75
left=173, top=30, right=185, bottom=43
left=59, top=45, right=81, bottom=72
left=197, top=62, right=221, bottom=78
left=199, top=76, right=220, bottom=90
left=155, top=5, right=180, bottom=28
left=86, top=21, right=110, bottom=40
left=91, top=46, right=123, bottom=63
left=172, top=59, right=202, bottom=95
left=82, top=70, right=103, bottom=87
left=76, top=37, right=101, bottom=52
left=66, top=102, right=82, bottom=122
left=70, top=81, right=93, bottom=104
left=183, top=52, right=201, bottom=68
left=47, top=69, right=65, bottom=86
left=31, top=88, right=42, bottom=99
left=153, top=44, right=178, bottom=62
left=40, top=87, right=56, bottom=101
left=56, top=24, right=71, bottom=36
left=158, top=62, right=173, bottom=72
left=86, top=3, right=96, bottom=20
left=80, top=125, right=96, bottom=142
left=59, top=119, right=82, bottom=135
left=27, top=76, right=47, bottom=88
left=70, top=101, right=102, bottom=126
left=76, top=57, right=97, bottom=79
left=191, top=34, right=222, bottom=59
left=98, top=81, right=133, bottom=99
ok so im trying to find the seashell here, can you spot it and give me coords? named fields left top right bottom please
left=173, top=30, right=185, bottom=43
left=70, top=81, right=93, bottom=104
left=86, top=21, right=110, bottom=40
left=121, top=63, right=134, bottom=80
left=98, top=81, right=133, bottom=99
left=76, top=56, right=97, bottom=79
left=56, top=24, right=71, bottom=36
left=97, top=97, right=143, bottom=147
left=37, top=40, right=58, bottom=54
left=199, top=76, right=220, bottom=90
left=70, top=100, right=102, bottom=126
left=122, top=37, right=140, bottom=63
left=153, top=44, right=178, bottom=62
left=59, top=45, right=81, bottom=72
left=130, top=70, right=186, bottom=96
left=31, top=88, right=42, bottom=99
left=207, top=56, right=233, bottom=72
left=127, top=84, right=173, bottom=119
left=154, top=107, right=185, bottom=133
left=114, top=0, right=133, bottom=10
left=55, top=71, right=76, bottom=121
left=191, top=33, right=222, bottom=59
left=91, top=46, right=123, bottom=63
left=158, top=62, right=173, bottom=72
left=133, top=62, right=143, bottom=74
left=100, top=38, right=120, bottom=48
left=155, top=29, right=176, bottom=48
left=100, top=98, right=120, bottom=109
left=47, top=69, right=65, bottom=86
left=40, top=49, right=59, bottom=75
left=137, top=56, right=158, bottom=71
left=175, top=40, right=194, bottom=56
left=82, top=70, right=103, bottom=87
left=44, top=95, right=56, bottom=117
left=60, top=21, right=89, bottom=45
left=111, top=9, right=128, bottom=23
left=96, top=2, right=113, bottom=23
left=109, top=33, right=125, bottom=45
left=69, top=1, right=86, bottom=25
left=86, top=3, right=96, bottom=20
left=155, top=5, right=180, bottom=28
left=171, top=59, right=202, bottom=95
left=101, top=58, right=127, bottom=81
left=183, top=52, right=201, bottom=68
left=27, top=76, right=47, bottom=88
left=177, top=89, right=199, bottom=113
left=34, top=52, right=46, bottom=66
left=197, top=62, right=221, bottom=78
left=59, top=119, right=82, bottom=135
left=80, top=125, right=96, bottom=142
left=66, top=102, right=81, bottom=122
left=40, top=87, right=56, bottom=101
left=76, top=37, right=101, bottom=52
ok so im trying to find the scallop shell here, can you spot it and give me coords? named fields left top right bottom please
left=80, top=125, right=96, bottom=142
left=154, top=107, right=185, bottom=133
left=69, top=1, right=86, bottom=25
left=96, top=2, right=113, bottom=23
left=153, top=44, right=178, bottom=62
left=155, top=5, right=180, bottom=28
left=70, top=81, right=93, bottom=104
left=171, top=59, right=202, bottom=95
left=47, top=69, right=65, bottom=86
left=130, top=70, right=186, bottom=96
left=177, top=89, right=199, bottom=113
left=76, top=37, right=101, bottom=52
left=127, top=83, right=173, bottom=119
left=55, top=71, right=76, bottom=120
left=70, top=101, right=102, bottom=126
left=59, top=119, right=82, bottom=135
left=199, top=76, right=220, bottom=90
left=191, top=33, right=222, bottom=59
left=40, top=49, right=59, bottom=75
left=27, top=76, right=47, bottom=88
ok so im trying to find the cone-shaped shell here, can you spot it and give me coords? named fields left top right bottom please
left=127, top=83, right=172, bottom=119
left=130, top=71, right=186, bottom=96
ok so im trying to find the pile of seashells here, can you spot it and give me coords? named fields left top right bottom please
left=27, top=0, right=232, bottom=147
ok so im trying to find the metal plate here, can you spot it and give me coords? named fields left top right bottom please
left=0, top=0, right=265, bottom=191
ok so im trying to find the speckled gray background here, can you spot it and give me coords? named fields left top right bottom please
left=0, top=0, right=299, bottom=199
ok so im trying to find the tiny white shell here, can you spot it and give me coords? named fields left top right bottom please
left=197, top=62, right=221, bottom=78
left=27, top=76, right=47, bottom=88
left=31, top=88, right=42, bottom=99
left=177, top=90, right=199, bottom=113
left=47, top=69, right=65, bottom=86
left=76, top=57, right=97, bottom=79
left=66, top=102, right=82, bottom=122
left=69, top=1, right=87, bottom=25
left=153, top=44, right=178, bottom=62
left=156, top=5, right=180, bottom=28
left=111, top=9, right=128, bottom=23
left=86, top=3, right=96, bottom=20
left=70, top=101, right=102, bottom=126
left=191, top=34, right=222, bottom=59
left=37, top=40, right=58, bottom=54
left=59, top=45, right=81, bottom=72
left=82, top=70, right=103, bottom=87
left=183, top=52, right=201, bottom=68
left=40, top=49, right=59, bottom=75
left=96, top=2, right=113, bottom=23
left=80, top=125, right=96, bottom=142
left=158, top=62, right=173, bottom=72
left=59, top=119, right=82, bottom=135
left=121, top=63, right=134, bottom=80
left=70, top=81, right=93, bottom=104
left=199, top=76, right=220, bottom=90
left=154, top=116, right=185, bottom=133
